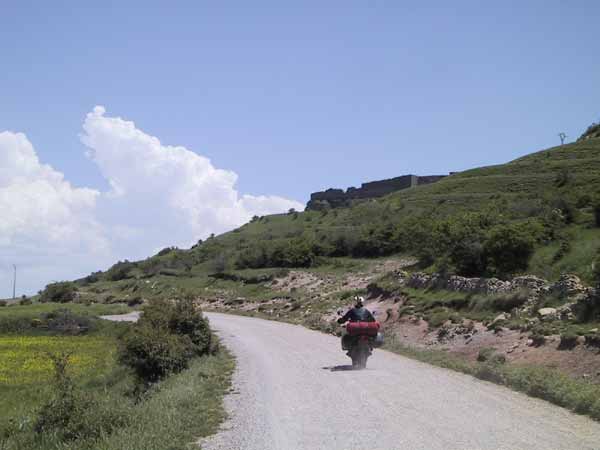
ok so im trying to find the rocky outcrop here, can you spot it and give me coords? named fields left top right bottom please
left=538, top=308, right=558, bottom=321
left=306, top=174, right=448, bottom=210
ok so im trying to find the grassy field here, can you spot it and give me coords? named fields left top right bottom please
left=0, top=302, right=132, bottom=320
left=0, top=334, right=122, bottom=429
left=0, top=302, right=234, bottom=450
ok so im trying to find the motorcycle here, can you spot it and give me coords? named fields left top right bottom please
left=339, top=317, right=384, bottom=369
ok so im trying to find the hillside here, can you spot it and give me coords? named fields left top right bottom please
left=62, top=135, right=600, bottom=304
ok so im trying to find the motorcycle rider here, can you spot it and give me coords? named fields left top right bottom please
left=337, top=296, right=375, bottom=324
left=337, top=296, right=376, bottom=360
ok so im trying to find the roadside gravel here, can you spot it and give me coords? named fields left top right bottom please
left=201, top=312, right=600, bottom=450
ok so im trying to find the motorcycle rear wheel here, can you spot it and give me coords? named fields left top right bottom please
left=351, top=349, right=368, bottom=369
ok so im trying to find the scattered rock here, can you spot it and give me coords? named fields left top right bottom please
left=494, top=312, right=508, bottom=322
left=537, top=308, right=557, bottom=321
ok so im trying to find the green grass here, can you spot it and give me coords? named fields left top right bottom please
left=0, top=302, right=133, bottom=335
left=0, top=302, right=132, bottom=320
left=529, top=226, right=600, bottom=283
left=88, top=350, right=234, bottom=450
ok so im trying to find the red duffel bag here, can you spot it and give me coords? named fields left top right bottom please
left=346, top=321, right=380, bottom=336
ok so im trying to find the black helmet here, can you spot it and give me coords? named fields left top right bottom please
left=354, top=296, right=364, bottom=308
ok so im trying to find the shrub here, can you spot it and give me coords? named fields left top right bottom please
left=477, top=347, right=496, bottom=362
left=0, top=300, right=6, bottom=307
left=450, top=237, right=486, bottom=277
left=127, top=296, right=144, bottom=307
left=552, top=238, right=571, bottom=263
left=551, top=197, right=577, bottom=224
left=120, top=297, right=212, bottom=383
left=558, top=332, right=579, bottom=350
left=35, top=353, right=129, bottom=441
left=235, top=238, right=316, bottom=269
left=105, top=260, right=135, bottom=281
left=19, top=296, right=32, bottom=306
left=484, top=224, right=535, bottom=277
left=490, top=291, right=530, bottom=312
left=167, top=298, right=212, bottom=356
left=475, top=363, right=505, bottom=384
left=39, top=282, right=78, bottom=303
left=41, top=309, right=93, bottom=334
left=594, top=251, right=600, bottom=288
left=119, top=325, right=190, bottom=383
left=157, top=247, right=175, bottom=256
left=82, top=271, right=101, bottom=284
left=585, top=333, right=600, bottom=347
left=427, top=309, right=454, bottom=328
left=477, top=347, right=506, bottom=364
left=530, top=333, right=546, bottom=347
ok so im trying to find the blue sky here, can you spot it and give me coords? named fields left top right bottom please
left=1, top=1, right=599, bottom=295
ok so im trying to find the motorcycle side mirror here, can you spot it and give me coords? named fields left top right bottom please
left=336, top=309, right=343, bottom=316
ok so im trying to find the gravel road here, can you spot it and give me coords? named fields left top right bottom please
left=201, top=312, right=600, bottom=450
left=99, top=311, right=141, bottom=322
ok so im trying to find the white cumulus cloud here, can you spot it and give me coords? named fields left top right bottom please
left=0, top=131, right=110, bottom=295
left=81, top=106, right=303, bottom=246
left=0, top=107, right=303, bottom=295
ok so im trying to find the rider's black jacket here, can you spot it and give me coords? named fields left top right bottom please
left=337, top=307, right=375, bottom=324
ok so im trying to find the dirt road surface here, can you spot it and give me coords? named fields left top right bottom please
left=201, top=312, right=600, bottom=450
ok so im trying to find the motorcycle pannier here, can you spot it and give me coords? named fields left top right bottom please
left=346, top=321, right=380, bottom=336
left=373, top=332, right=384, bottom=348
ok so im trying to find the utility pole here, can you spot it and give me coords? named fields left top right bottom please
left=558, top=132, right=567, bottom=145
left=12, top=265, right=16, bottom=299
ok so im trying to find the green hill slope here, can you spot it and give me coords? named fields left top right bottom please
left=67, top=136, right=600, bottom=304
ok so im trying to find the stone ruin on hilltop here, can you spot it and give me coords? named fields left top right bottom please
left=306, top=173, right=449, bottom=210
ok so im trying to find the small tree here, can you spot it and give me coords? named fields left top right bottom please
left=484, top=224, right=535, bottom=277
left=39, top=282, right=78, bottom=303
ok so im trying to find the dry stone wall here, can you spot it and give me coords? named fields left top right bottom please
left=397, top=270, right=597, bottom=320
